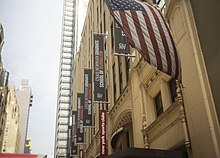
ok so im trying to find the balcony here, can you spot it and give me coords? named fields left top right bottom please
left=142, top=94, right=187, bottom=149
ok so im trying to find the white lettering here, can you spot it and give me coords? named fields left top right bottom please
left=97, top=93, right=103, bottom=98
left=99, top=75, right=104, bottom=88
left=119, top=43, right=127, bottom=50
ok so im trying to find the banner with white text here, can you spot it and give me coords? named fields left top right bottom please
left=71, top=111, right=77, bottom=155
left=93, top=34, right=106, bottom=101
left=99, top=110, right=107, bottom=157
left=114, top=21, right=130, bottom=54
left=76, top=93, right=84, bottom=143
left=84, top=69, right=93, bottom=126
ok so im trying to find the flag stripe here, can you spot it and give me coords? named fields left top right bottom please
left=152, top=4, right=180, bottom=78
left=124, top=11, right=143, bottom=56
left=137, top=12, right=157, bottom=66
left=139, top=4, right=165, bottom=72
left=105, top=0, right=181, bottom=79
left=144, top=2, right=175, bottom=76
left=115, top=11, right=136, bottom=52
left=131, top=10, right=152, bottom=64
left=144, top=4, right=172, bottom=75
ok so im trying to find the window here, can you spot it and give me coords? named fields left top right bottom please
left=125, top=57, right=130, bottom=82
left=104, top=12, right=106, bottom=33
left=126, top=130, right=130, bottom=147
left=154, top=92, right=163, bottom=117
left=118, top=56, right=123, bottom=94
left=153, top=0, right=166, bottom=13
left=100, top=22, right=102, bottom=33
left=169, top=78, right=177, bottom=103
left=97, top=7, right=99, bottom=24
left=112, top=63, right=116, bottom=102
left=111, top=23, right=114, bottom=49
left=100, top=0, right=102, bottom=13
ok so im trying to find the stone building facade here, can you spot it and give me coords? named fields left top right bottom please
left=72, top=0, right=220, bottom=158
left=1, top=86, right=20, bottom=153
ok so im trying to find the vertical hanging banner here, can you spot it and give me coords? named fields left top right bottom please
left=76, top=93, right=84, bottom=143
left=114, top=21, right=130, bottom=54
left=100, top=110, right=107, bottom=157
left=84, top=69, right=93, bottom=126
left=94, top=34, right=106, bottom=101
left=71, top=111, right=77, bottom=155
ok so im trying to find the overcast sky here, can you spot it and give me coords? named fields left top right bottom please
left=0, top=0, right=88, bottom=156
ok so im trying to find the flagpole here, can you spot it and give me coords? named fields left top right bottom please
left=93, top=32, right=108, bottom=36
left=114, top=52, right=136, bottom=57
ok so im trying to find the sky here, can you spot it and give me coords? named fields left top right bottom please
left=0, top=0, right=88, bottom=156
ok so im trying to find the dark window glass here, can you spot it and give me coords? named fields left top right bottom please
left=97, top=7, right=98, bottom=22
left=112, top=63, right=116, bottom=102
left=126, top=130, right=130, bottom=147
left=111, top=23, right=114, bottom=49
left=169, top=78, right=177, bottom=103
left=155, top=92, right=163, bottom=117
left=100, top=22, right=102, bottom=33
left=118, top=56, right=123, bottom=94
left=104, top=12, right=106, bottom=33
left=106, top=89, right=108, bottom=111
left=100, top=0, right=102, bottom=13
left=125, top=57, right=130, bottom=82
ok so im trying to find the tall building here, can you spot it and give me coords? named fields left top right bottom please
left=0, top=23, right=9, bottom=152
left=72, top=0, right=220, bottom=158
left=16, top=79, right=33, bottom=153
left=190, top=0, right=220, bottom=127
left=1, top=86, right=20, bottom=153
left=54, top=0, right=77, bottom=157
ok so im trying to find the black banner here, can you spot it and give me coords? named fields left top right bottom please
left=76, top=93, right=84, bottom=143
left=114, top=21, right=130, bottom=54
left=94, top=34, right=106, bottom=101
left=71, top=111, right=77, bottom=155
left=84, top=69, right=92, bottom=126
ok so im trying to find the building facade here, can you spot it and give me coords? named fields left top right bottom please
left=72, top=0, right=220, bottom=158
left=1, top=86, right=20, bottom=153
left=54, top=0, right=77, bottom=157
left=16, top=79, right=33, bottom=154
left=0, top=23, right=9, bottom=152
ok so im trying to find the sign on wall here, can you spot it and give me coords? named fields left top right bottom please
left=76, top=93, right=84, bottom=143
left=84, top=69, right=92, bottom=126
left=100, top=110, right=107, bottom=157
left=71, top=111, right=77, bottom=155
left=114, top=21, right=130, bottom=54
left=93, top=34, right=106, bottom=101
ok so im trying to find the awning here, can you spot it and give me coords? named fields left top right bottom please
left=110, top=122, right=132, bottom=149
left=107, top=147, right=187, bottom=158
left=110, top=127, right=124, bottom=148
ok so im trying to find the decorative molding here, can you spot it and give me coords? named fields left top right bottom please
left=109, top=84, right=131, bottom=118
left=113, top=111, right=132, bottom=132
left=143, top=70, right=161, bottom=91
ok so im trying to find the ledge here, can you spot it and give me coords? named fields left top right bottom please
left=142, top=100, right=182, bottom=143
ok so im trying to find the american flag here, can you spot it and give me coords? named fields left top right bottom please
left=105, top=0, right=181, bottom=80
